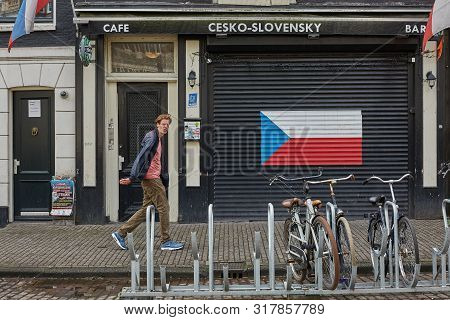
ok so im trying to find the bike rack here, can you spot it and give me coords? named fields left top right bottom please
left=119, top=203, right=449, bottom=298
left=326, top=202, right=357, bottom=289
left=432, top=199, right=450, bottom=287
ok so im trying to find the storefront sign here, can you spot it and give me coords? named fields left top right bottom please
left=89, top=20, right=427, bottom=36
left=103, top=23, right=130, bottom=33
left=50, top=179, right=75, bottom=216
left=208, top=22, right=322, bottom=34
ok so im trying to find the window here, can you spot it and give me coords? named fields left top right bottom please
left=0, top=0, right=55, bottom=31
left=111, top=42, right=175, bottom=73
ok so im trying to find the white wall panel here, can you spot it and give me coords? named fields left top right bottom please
left=21, top=64, right=42, bottom=87
left=56, top=63, right=75, bottom=88
left=55, top=158, right=76, bottom=177
left=0, top=136, right=7, bottom=160
left=55, top=88, right=75, bottom=112
left=55, top=111, right=75, bottom=135
left=0, top=89, right=7, bottom=112
left=423, top=41, right=437, bottom=188
left=40, top=64, right=63, bottom=88
left=0, top=113, right=8, bottom=135
left=0, top=64, right=23, bottom=88
left=56, top=135, right=75, bottom=158
left=0, top=160, right=8, bottom=183
left=0, top=183, right=8, bottom=206
left=0, top=71, right=6, bottom=89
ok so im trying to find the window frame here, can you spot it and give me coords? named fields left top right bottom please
left=0, top=0, right=56, bottom=32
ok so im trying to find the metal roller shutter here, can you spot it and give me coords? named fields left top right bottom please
left=211, top=53, right=411, bottom=220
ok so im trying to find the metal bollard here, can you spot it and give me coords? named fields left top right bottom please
left=268, top=203, right=275, bottom=290
left=128, top=233, right=140, bottom=292
left=315, top=228, right=324, bottom=291
left=254, top=231, right=262, bottom=291
left=191, top=232, right=200, bottom=292
left=146, top=205, right=156, bottom=292
left=208, top=204, right=214, bottom=292
left=160, top=266, right=169, bottom=293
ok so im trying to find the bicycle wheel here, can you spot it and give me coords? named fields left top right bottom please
left=367, top=218, right=388, bottom=273
left=312, top=216, right=340, bottom=290
left=336, top=216, right=356, bottom=288
left=283, top=217, right=307, bottom=282
left=397, top=216, right=420, bottom=286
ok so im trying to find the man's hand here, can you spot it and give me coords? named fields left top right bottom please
left=119, top=178, right=132, bottom=185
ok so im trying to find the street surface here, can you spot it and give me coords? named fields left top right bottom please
left=1, top=273, right=450, bottom=300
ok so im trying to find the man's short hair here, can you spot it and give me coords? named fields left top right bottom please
left=155, top=114, right=172, bottom=125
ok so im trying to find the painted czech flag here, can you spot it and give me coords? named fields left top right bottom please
left=261, top=110, right=363, bottom=166
left=8, top=0, right=50, bottom=52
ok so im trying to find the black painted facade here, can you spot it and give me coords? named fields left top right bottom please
left=73, top=0, right=449, bottom=224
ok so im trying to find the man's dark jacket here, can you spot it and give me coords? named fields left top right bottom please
left=129, top=130, right=169, bottom=188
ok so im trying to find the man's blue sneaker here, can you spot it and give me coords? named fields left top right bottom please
left=112, top=231, right=128, bottom=250
left=161, top=240, right=184, bottom=251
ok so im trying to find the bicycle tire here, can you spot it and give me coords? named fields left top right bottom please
left=283, top=217, right=307, bottom=283
left=336, top=216, right=356, bottom=288
left=397, top=216, right=420, bottom=286
left=312, top=215, right=340, bottom=290
left=367, top=218, right=388, bottom=274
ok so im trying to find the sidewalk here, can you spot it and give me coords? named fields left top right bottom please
left=0, top=219, right=445, bottom=276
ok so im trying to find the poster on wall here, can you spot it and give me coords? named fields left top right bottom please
left=184, top=120, right=201, bottom=140
left=50, top=179, right=75, bottom=216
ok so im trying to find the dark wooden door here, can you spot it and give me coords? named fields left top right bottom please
left=13, top=91, right=54, bottom=220
left=118, top=83, right=168, bottom=221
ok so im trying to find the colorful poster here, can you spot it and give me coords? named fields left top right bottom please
left=50, top=179, right=75, bottom=216
left=184, top=121, right=201, bottom=140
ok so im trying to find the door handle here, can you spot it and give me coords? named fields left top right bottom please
left=118, top=156, right=125, bottom=171
left=14, top=159, right=20, bottom=174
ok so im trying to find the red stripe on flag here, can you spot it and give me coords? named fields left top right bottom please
left=36, top=0, right=50, bottom=14
left=422, top=6, right=434, bottom=52
left=263, top=137, right=362, bottom=166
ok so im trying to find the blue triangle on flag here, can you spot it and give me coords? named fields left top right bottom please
left=260, top=112, right=290, bottom=164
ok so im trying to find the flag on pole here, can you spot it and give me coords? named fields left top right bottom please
left=8, top=0, right=51, bottom=52
left=422, top=0, right=450, bottom=52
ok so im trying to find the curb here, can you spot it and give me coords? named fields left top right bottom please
left=0, top=260, right=434, bottom=278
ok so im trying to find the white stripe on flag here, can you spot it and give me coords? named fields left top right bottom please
left=262, top=110, right=362, bottom=138
left=432, top=0, right=450, bottom=35
left=24, top=0, right=39, bottom=34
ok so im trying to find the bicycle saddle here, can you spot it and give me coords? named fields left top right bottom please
left=369, top=195, right=386, bottom=206
left=282, top=198, right=303, bottom=208
left=281, top=198, right=322, bottom=208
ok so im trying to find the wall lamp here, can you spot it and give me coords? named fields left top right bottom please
left=187, top=70, right=197, bottom=88
left=425, top=71, right=437, bottom=89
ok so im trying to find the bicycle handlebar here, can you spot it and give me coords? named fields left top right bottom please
left=306, top=174, right=355, bottom=185
left=269, top=168, right=323, bottom=185
left=363, top=173, right=414, bottom=185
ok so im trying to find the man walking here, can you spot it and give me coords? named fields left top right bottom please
left=112, top=114, right=183, bottom=251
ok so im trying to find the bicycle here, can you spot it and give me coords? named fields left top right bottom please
left=305, top=174, right=357, bottom=288
left=364, top=173, right=420, bottom=287
left=269, top=170, right=340, bottom=290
